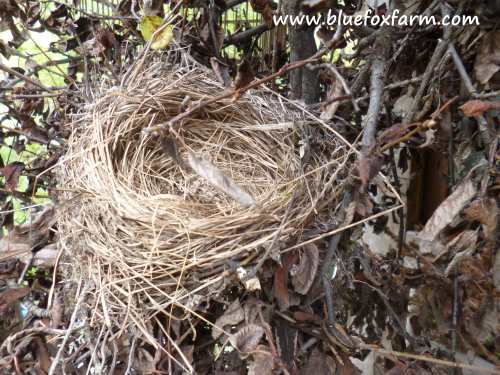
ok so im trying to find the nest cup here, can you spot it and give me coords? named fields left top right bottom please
left=58, top=55, right=350, bottom=332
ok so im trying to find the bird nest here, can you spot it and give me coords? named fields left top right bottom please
left=57, top=54, right=353, bottom=340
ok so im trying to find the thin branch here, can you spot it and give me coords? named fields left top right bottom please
left=447, top=42, right=491, bottom=145
left=448, top=43, right=476, bottom=94
left=48, top=282, right=88, bottom=375
left=0, top=63, right=57, bottom=92
left=225, top=24, right=271, bottom=46
left=316, top=75, right=423, bottom=109
left=143, top=33, right=344, bottom=135
left=247, top=190, right=298, bottom=278
left=359, top=345, right=500, bottom=374
left=361, top=55, right=386, bottom=151
left=321, top=190, right=352, bottom=327
left=315, top=63, right=360, bottom=112
left=404, top=3, right=452, bottom=124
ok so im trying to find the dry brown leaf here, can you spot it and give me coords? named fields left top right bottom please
left=210, top=57, right=231, bottom=86
left=290, top=244, right=319, bottom=295
left=50, top=291, right=63, bottom=328
left=212, top=299, right=245, bottom=339
left=292, top=310, right=322, bottom=322
left=359, top=152, right=384, bottom=190
left=200, top=21, right=225, bottom=51
left=444, top=232, right=478, bottom=276
left=273, top=265, right=290, bottom=311
left=135, top=347, right=156, bottom=374
left=160, top=136, right=184, bottom=167
left=250, top=0, right=274, bottom=26
left=338, top=351, right=362, bottom=375
left=474, top=31, right=500, bottom=85
left=378, top=122, right=413, bottom=145
left=392, top=92, right=414, bottom=119
left=187, top=152, right=255, bottom=206
left=32, top=337, right=51, bottom=373
left=419, top=179, right=476, bottom=243
left=316, top=26, right=335, bottom=45
left=351, top=351, right=375, bottom=375
left=459, top=100, right=500, bottom=117
left=304, top=348, right=336, bottom=374
left=494, top=250, right=500, bottom=292
left=229, top=324, right=264, bottom=353
left=30, top=243, right=58, bottom=267
left=463, top=198, right=498, bottom=241
left=0, top=232, right=31, bottom=261
left=1, top=162, right=23, bottom=190
left=248, top=345, right=274, bottom=375
left=320, top=76, right=343, bottom=121
left=234, top=58, right=255, bottom=91
left=302, top=0, right=330, bottom=12
left=0, top=287, right=29, bottom=314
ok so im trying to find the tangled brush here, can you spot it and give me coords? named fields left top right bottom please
left=57, top=54, right=353, bottom=344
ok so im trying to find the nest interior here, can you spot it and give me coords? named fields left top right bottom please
left=58, top=55, right=352, bottom=332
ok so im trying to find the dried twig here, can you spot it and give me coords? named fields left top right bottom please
left=359, top=345, right=500, bottom=374
left=225, top=24, right=271, bottom=46
left=48, top=281, right=87, bottom=375
left=447, top=43, right=491, bottom=145
left=0, top=63, right=58, bottom=92
left=361, top=56, right=386, bottom=151
left=143, top=34, right=344, bottom=134
left=315, top=63, right=360, bottom=112
left=321, top=190, right=352, bottom=326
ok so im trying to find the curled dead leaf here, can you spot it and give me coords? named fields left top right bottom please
left=419, top=179, right=476, bottom=243
left=236, top=266, right=261, bottom=291
left=290, top=244, right=319, bottom=295
left=0, top=287, right=29, bottom=314
left=229, top=324, right=265, bottom=353
left=273, top=265, right=290, bottom=311
left=250, top=0, right=274, bottom=26
left=359, top=152, right=384, bottom=190
left=418, top=128, right=436, bottom=148
left=320, top=75, right=343, bottom=121
left=248, top=345, right=274, bottom=375
left=304, top=348, right=336, bottom=374
left=212, top=299, right=245, bottom=339
left=463, top=198, right=498, bottom=241
left=1, top=162, right=23, bottom=190
left=460, top=99, right=500, bottom=117
left=234, top=58, right=255, bottom=91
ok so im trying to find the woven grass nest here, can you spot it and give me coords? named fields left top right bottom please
left=58, top=54, right=353, bottom=336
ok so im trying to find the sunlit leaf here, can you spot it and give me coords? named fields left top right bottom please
left=139, top=16, right=173, bottom=50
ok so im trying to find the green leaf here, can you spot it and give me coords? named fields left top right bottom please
left=140, top=16, right=174, bottom=50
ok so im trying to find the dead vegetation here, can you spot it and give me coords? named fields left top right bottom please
left=57, top=53, right=357, bottom=367
left=0, top=0, right=499, bottom=374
